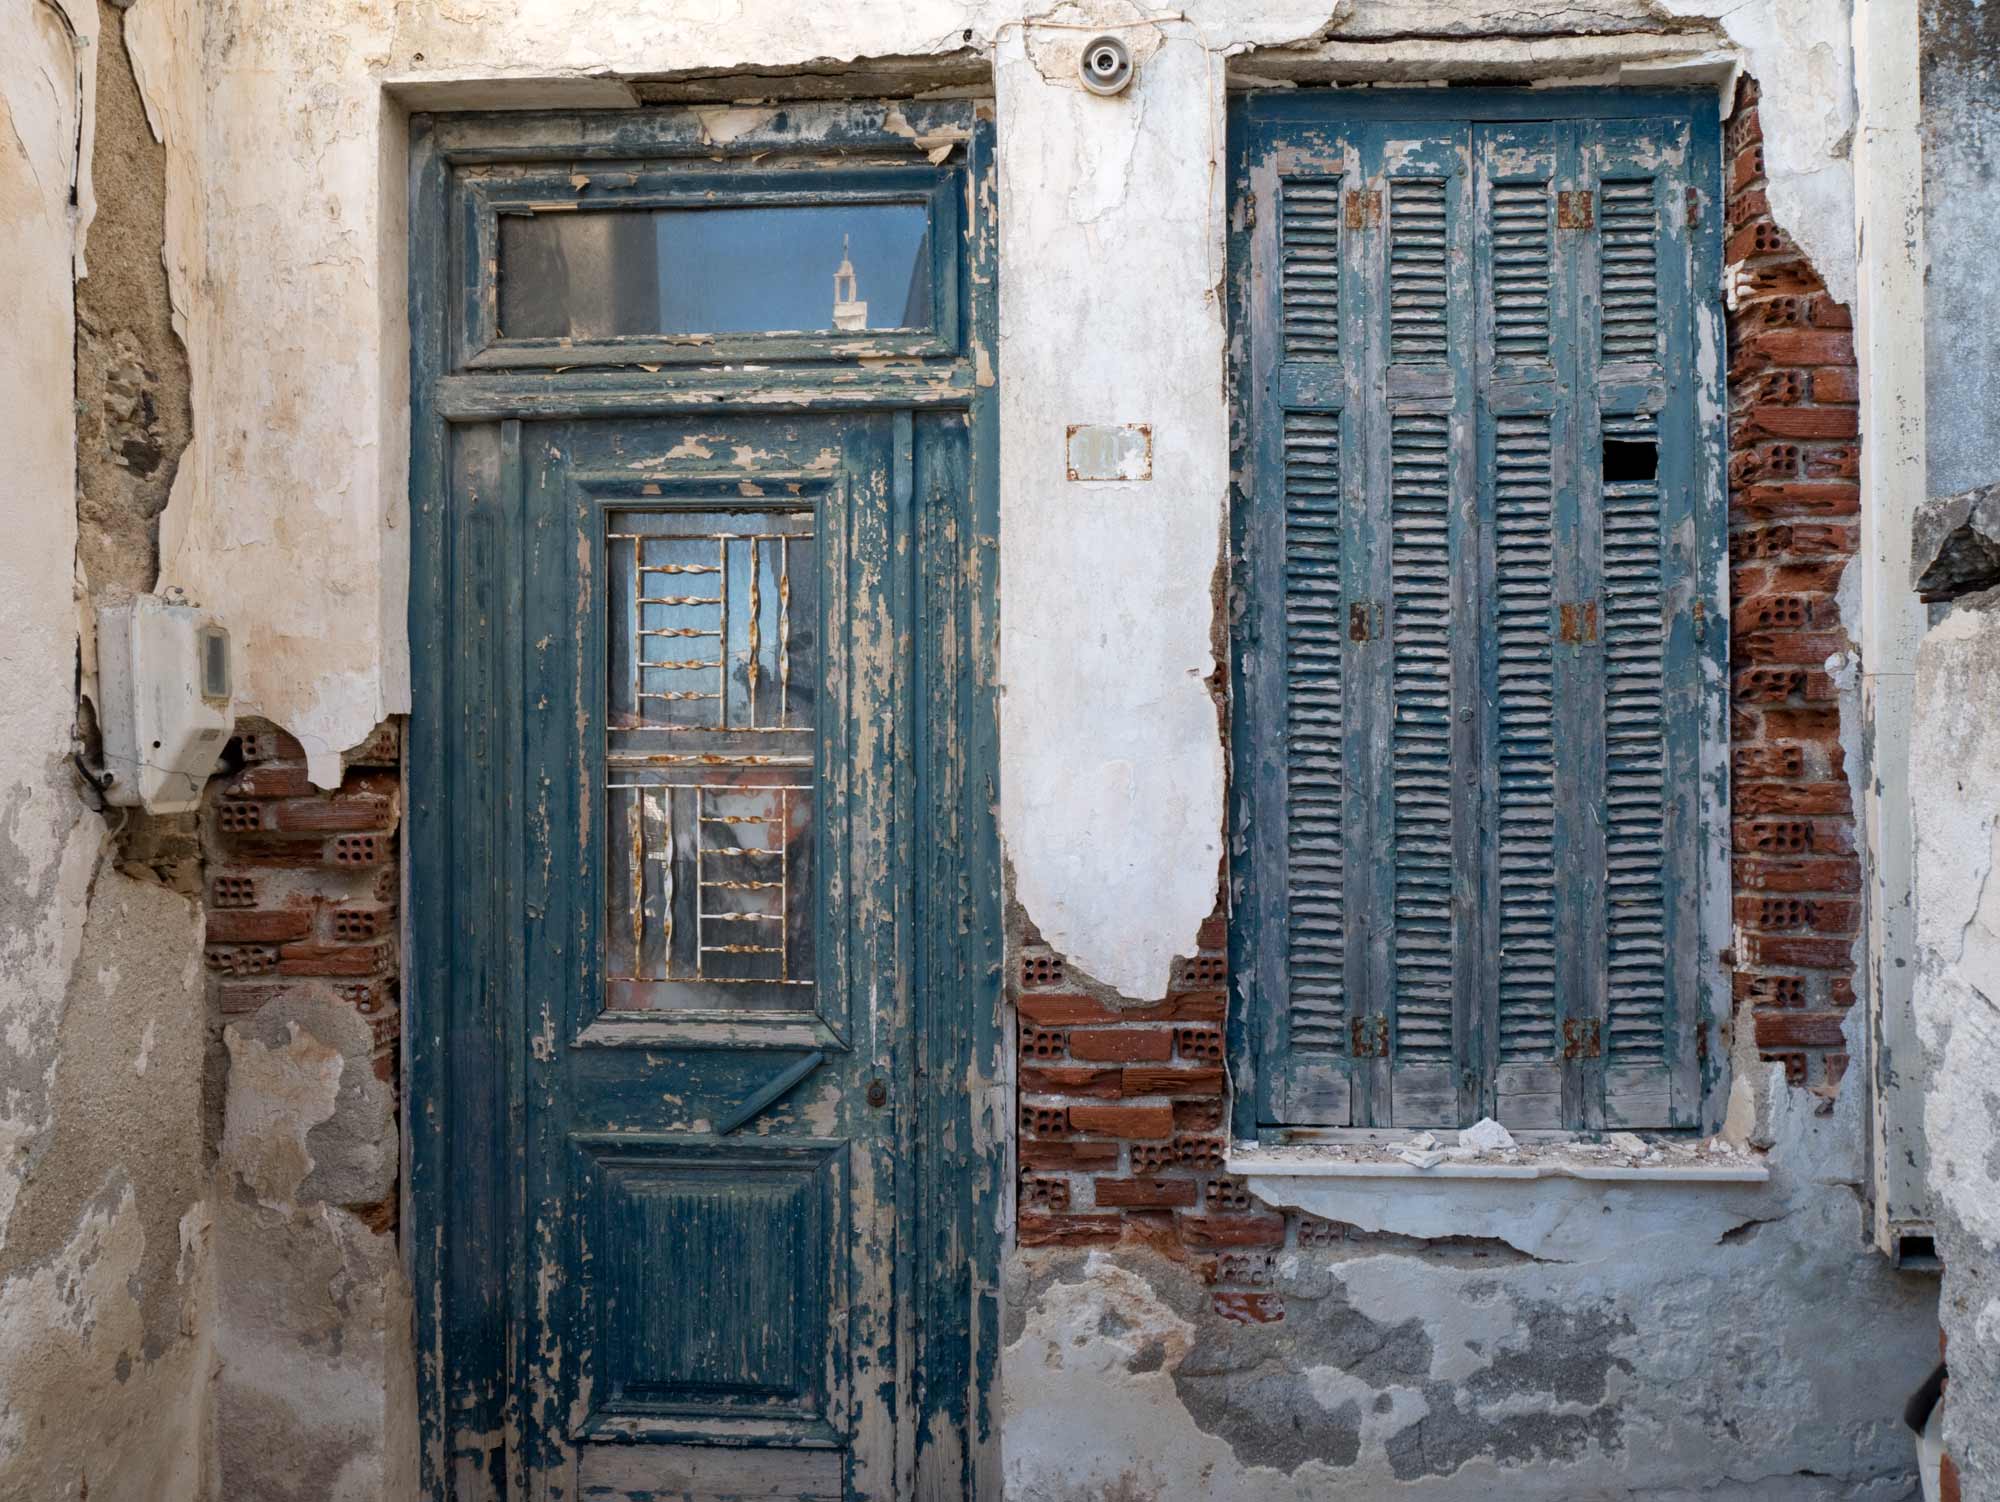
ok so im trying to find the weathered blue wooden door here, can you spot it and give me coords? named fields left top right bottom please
left=407, top=104, right=1001, bottom=1502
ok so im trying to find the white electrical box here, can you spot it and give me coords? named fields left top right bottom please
left=95, top=596, right=238, bottom=814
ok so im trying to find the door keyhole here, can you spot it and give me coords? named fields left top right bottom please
left=866, top=1080, right=888, bottom=1109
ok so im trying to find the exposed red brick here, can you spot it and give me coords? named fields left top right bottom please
left=1734, top=743, right=1806, bottom=780
left=1177, top=1213, right=1286, bottom=1250
left=1753, top=1011, right=1849, bottom=1049
left=1734, top=328, right=1854, bottom=367
left=1738, top=405, right=1859, bottom=442
left=226, top=761, right=315, bottom=798
left=1734, top=857, right=1862, bottom=894
left=277, top=940, right=395, bottom=978
left=1732, top=482, right=1861, bottom=520
left=1019, top=1212, right=1122, bottom=1247
left=205, top=908, right=313, bottom=943
left=271, top=796, right=395, bottom=834
left=1733, top=782, right=1854, bottom=816
left=1739, top=934, right=1853, bottom=970
left=1734, top=631, right=1852, bottom=668
left=1213, top=1291, right=1285, bottom=1324
left=1069, top=1028, right=1173, bottom=1063
left=1174, top=1098, right=1224, bottom=1133
left=1020, top=1140, right=1121, bottom=1171
left=1762, top=707, right=1844, bottom=740
left=1095, top=1177, right=1198, bottom=1209
left=1068, top=1104, right=1174, bottom=1139
left=1121, top=1066, right=1225, bottom=1098
left=1810, top=367, right=1859, bottom=404
left=1021, top=1065, right=1122, bottom=1098
left=1017, top=990, right=1224, bottom=1026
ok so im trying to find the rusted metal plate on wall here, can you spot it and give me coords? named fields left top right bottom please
left=1065, top=422, right=1153, bottom=481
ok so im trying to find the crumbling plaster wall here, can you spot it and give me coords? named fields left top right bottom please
left=1912, top=3, right=2000, bottom=1494
left=1004, top=1069, right=1936, bottom=1499
left=1911, top=592, right=2000, bottom=1502
left=0, top=2, right=216, bottom=1499
left=0, top=0, right=1913, bottom=1496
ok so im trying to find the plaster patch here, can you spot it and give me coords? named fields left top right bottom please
left=221, top=1022, right=345, bottom=1209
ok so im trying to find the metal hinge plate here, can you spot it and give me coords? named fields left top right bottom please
left=1562, top=1018, right=1603, bottom=1060
left=1350, top=1016, right=1390, bottom=1058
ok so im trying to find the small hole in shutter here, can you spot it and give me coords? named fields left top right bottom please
left=1601, top=437, right=1657, bottom=484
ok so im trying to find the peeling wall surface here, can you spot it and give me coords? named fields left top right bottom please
left=1920, top=0, right=2000, bottom=499
left=1, top=3, right=216, bottom=1499
left=0, top=0, right=1976, bottom=1495
left=1005, top=1055, right=1938, bottom=1500
left=1913, top=5, right=2000, bottom=1495
left=1912, top=597, right=2000, bottom=1501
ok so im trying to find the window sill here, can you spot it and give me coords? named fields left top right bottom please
left=1227, top=1142, right=1769, bottom=1185
left=1230, top=1138, right=1772, bottom=1260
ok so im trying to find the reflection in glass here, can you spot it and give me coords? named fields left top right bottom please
left=498, top=202, right=933, bottom=340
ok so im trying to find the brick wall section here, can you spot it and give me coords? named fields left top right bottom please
left=204, top=720, right=402, bottom=1228
left=1011, top=77, right=1867, bottom=1313
left=1723, top=76, right=1864, bottom=1089
left=1018, top=913, right=1322, bottom=1319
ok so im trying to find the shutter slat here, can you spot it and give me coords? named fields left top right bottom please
left=1599, top=178, right=1660, bottom=361
left=1490, top=182, right=1552, bottom=360
left=1281, top=179, right=1342, bottom=360
left=1601, top=412, right=1671, bottom=1064
left=1389, top=179, right=1450, bottom=363
left=1283, top=411, right=1347, bottom=1060
left=1493, top=412, right=1560, bottom=1076
left=1390, top=410, right=1456, bottom=1070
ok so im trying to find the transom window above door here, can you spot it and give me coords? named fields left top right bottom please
left=1227, top=94, right=1728, bottom=1140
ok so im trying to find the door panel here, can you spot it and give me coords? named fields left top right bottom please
left=515, top=415, right=912, bottom=1496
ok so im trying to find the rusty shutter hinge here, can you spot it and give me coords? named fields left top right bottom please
left=1350, top=1016, right=1389, bottom=1058
left=1557, top=599, right=1599, bottom=645
left=1345, top=187, right=1381, bottom=229
left=1693, top=597, right=1706, bottom=641
left=1562, top=1018, right=1602, bottom=1060
left=1557, top=189, right=1594, bottom=230
left=1686, top=185, right=1701, bottom=229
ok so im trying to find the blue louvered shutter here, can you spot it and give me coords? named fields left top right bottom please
left=1235, top=104, right=1712, bottom=1136
left=1238, top=144, right=1366, bottom=1127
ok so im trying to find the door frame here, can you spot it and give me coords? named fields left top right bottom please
left=403, top=101, right=1003, bottom=1501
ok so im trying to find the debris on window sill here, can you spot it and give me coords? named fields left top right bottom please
left=1229, top=1118, right=1770, bottom=1184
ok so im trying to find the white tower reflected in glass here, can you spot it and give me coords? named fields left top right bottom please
left=832, top=234, right=869, bottom=331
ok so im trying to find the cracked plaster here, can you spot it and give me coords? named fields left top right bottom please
left=1005, top=1038, right=1936, bottom=1497
left=1911, top=597, right=2000, bottom=1498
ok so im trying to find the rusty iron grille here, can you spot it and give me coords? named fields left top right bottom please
left=604, top=510, right=818, bottom=1002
